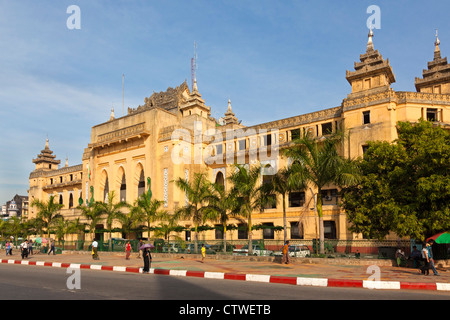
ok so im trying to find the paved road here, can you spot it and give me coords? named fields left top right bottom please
left=1, top=264, right=449, bottom=301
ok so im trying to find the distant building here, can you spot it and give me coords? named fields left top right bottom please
left=4, top=194, right=28, bottom=219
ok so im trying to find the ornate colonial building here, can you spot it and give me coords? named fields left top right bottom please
left=28, top=32, right=450, bottom=242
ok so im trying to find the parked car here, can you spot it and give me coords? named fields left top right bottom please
left=184, top=243, right=215, bottom=254
left=210, top=242, right=236, bottom=253
left=274, top=244, right=311, bottom=257
left=161, top=243, right=182, bottom=253
left=232, top=245, right=273, bottom=256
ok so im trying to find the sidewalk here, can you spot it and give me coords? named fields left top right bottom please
left=2, top=251, right=450, bottom=292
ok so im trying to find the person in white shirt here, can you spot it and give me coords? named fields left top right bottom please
left=20, top=240, right=29, bottom=259
left=92, top=240, right=99, bottom=260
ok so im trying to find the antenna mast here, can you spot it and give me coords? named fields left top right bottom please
left=191, top=41, right=197, bottom=91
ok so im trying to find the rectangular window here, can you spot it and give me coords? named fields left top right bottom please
left=262, top=223, right=274, bottom=239
left=238, top=139, right=246, bottom=150
left=290, top=222, right=303, bottom=239
left=290, top=128, right=300, bottom=141
left=363, top=111, right=370, bottom=124
left=215, top=225, right=223, bottom=240
left=238, top=223, right=248, bottom=239
left=265, top=134, right=272, bottom=146
left=362, top=145, right=369, bottom=154
left=216, top=144, right=223, bottom=155
left=324, top=221, right=337, bottom=239
left=321, top=122, right=332, bottom=135
left=289, top=191, right=305, bottom=207
left=426, top=108, right=438, bottom=122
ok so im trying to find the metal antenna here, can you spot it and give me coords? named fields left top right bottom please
left=191, top=41, right=197, bottom=90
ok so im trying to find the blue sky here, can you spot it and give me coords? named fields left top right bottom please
left=0, top=0, right=449, bottom=204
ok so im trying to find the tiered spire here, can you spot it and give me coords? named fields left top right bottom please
left=223, top=99, right=238, bottom=125
left=415, top=30, right=450, bottom=94
left=345, top=29, right=395, bottom=97
left=32, top=138, right=61, bottom=169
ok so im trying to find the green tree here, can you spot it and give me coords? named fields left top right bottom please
left=96, top=191, right=128, bottom=245
left=174, top=172, right=211, bottom=253
left=153, top=213, right=184, bottom=253
left=130, top=191, right=167, bottom=239
left=78, top=201, right=104, bottom=241
left=228, top=164, right=266, bottom=255
left=284, top=131, right=361, bottom=254
left=31, top=195, right=64, bottom=238
left=342, top=120, right=450, bottom=240
left=262, top=166, right=306, bottom=243
left=203, top=182, right=238, bottom=253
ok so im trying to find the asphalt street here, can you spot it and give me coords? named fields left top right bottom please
left=1, top=263, right=449, bottom=300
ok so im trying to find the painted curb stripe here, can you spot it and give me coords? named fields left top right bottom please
left=2, top=259, right=448, bottom=291
left=328, top=279, right=363, bottom=288
left=363, top=280, right=401, bottom=290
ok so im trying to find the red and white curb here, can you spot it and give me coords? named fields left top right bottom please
left=2, top=259, right=449, bottom=291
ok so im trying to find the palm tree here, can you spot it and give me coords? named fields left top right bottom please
left=53, top=216, right=71, bottom=242
left=31, top=195, right=63, bottom=238
left=7, top=217, right=22, bottom=242
left=204, top=182, right=237, bottom=253
left=78, top=201, right=103, bottom=241
left=96, top=191, right=128, bottom=246
left=174, top=172, right=211, bottom=253
left=228, top=164, right=265, bottom=255
left=130, top=191, right=167, bottom=239
left=283, top=131, right=361, bottom=254
left=262, top=166, right=306, bottom=243
left=153, top=213, right=184, bottom=253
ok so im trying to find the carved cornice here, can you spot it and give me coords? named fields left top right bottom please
left=29, top=164, right=83, bottom=179
left=90, top=123, right=149, bottom=149
left=343, top=90, right=450, bottom=111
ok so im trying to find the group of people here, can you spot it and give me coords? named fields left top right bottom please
left=91, top=240, right=152, bottom=273
left=5, top=240, right=35, bottom=259
left=398, top=241, right=439, bottom=276
left=5, top=239, right=57, bottom=259
left=417, top=242, right=439, bottom=276
left=126, top=240, right=152, bottom=273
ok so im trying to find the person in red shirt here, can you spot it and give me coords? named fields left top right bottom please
left=125, top=241, right=132, bottom=260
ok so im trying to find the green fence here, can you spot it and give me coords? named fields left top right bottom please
left=2, top=239, right=447, bottom=259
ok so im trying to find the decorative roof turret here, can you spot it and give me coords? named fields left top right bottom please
left=415, top=30, right=450, bottom=94
left=32, top=138, right=61, bottom=170
left=345, top=29, right=395, bottom=98
left=223, top=99, right=239, bottom=125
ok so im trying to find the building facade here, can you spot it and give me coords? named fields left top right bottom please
left=28, top=32, right=450, bottom=242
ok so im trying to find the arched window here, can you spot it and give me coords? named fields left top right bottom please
left=138, top=170, right=145, bottom=197
left=69, top=193, right=74, bottom=208
left=120, top=173, right=126, bottom=202
left=100, top=170, right=109, bottom=203
left=215, top=171, right=224, bottom=187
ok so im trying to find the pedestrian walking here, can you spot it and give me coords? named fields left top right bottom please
left=142, top=247, right=151, bottom=273
left=201, top=244, right=206, bottom=262
left=48, top=240, right=55, bottom=255
left=125, top=241, right=132, bottom=260
left=92, top=239, right=99, bottom=260
left=28, top=240, right=33, bottom=256
left=20, top=240, right=29, bottom=259
left=421, top=244, right=430, bottom=275
left=395, top=248, right=406, bottom=267
left=426, top=241, right=439, bottom=276
left=410, top=245, right=422, bottom=269
left=5, top=241, right=11, bottom=256
left=282, top=241, right=290, bottom=264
